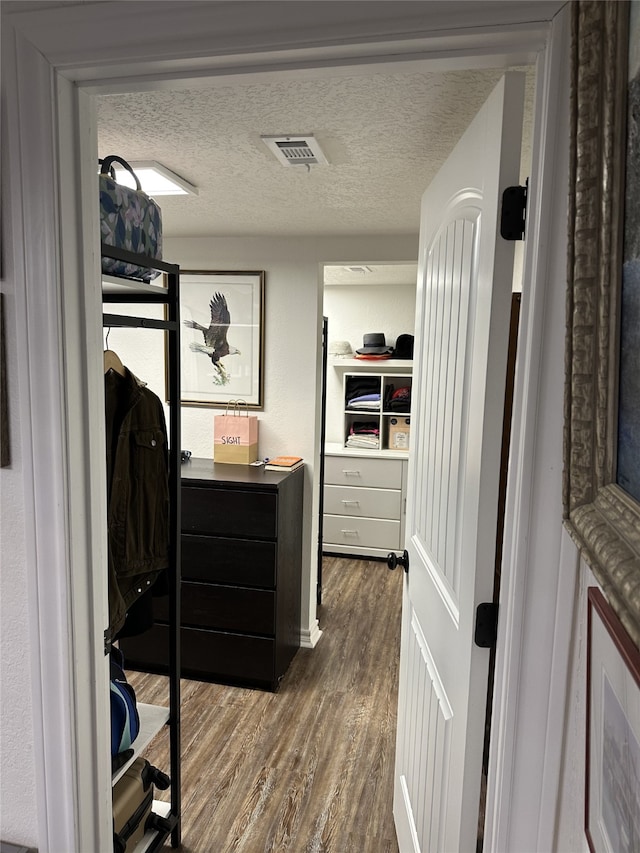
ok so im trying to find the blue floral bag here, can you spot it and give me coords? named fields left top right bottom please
left=99, top=156, right=162, bottom=281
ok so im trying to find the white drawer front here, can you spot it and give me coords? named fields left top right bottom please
left=323, top=514, right=400, bottom=550
left=323, top=485, right=401, bottom=520
left=324, top=455, right=402, bottom=489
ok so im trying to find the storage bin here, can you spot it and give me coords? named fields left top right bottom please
left=387, top=417, right=410, bottom=450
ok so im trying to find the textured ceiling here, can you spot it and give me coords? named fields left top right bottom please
left=97, top=65, right=533, bottom=239
left=324, top=264, right=418, bottom=287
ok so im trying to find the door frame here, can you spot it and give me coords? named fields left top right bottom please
left=2, top=3, right=570, bottom=850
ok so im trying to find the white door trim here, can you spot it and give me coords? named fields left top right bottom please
left=2, top=29, right=78, bottom=852
left=2, top=23, right=114, bottom=851
left=2, top=4, right=568, bottom=850
left=484, top=5, right=571, bottom=851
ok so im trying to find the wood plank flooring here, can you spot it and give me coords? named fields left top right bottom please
left=128, top=556, right=403, bottom=853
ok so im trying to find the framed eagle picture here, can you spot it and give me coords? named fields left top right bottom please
left=173, top=270, right=265, bottom=408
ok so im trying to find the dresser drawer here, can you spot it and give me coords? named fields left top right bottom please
left=322, top=514, right=400, bottom=550
left=181, top=626, right=276, bottom=686
left=154, top=582, right=276, bottom=635
left=323, top=484, right=401, bottom=520
left=182, top=534, right=276, bottom=588
left=324, top=455, right=402, bottom=489
left=120, top=623, right=276, bottom=688
left=182, top=485, right=277, bottom=539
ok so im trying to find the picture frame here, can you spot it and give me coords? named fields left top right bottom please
left=0, top=293, right=9, bottom=468
left=585, top=586, right=640, bottom=853
left=172, top=270, right=265, bottom=409
left=564, top=1, right=640, bottom=646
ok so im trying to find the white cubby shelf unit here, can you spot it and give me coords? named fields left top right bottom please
left=331, top=359, right=412, bottom=456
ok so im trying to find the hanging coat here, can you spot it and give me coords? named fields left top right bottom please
left=105, top=367, right=169, bottom=635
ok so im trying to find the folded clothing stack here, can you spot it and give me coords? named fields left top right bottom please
left=385, top=385, right=411, bottom=411
left=345, top=377, right=381, bottom=411
left=347, top=392, right=381, bottom=410
left=346, top=421, right=380, bottom=450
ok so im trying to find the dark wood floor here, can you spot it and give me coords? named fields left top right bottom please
left=129, top=556, right=403, bottom=853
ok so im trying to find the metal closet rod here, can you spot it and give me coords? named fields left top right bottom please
left=101, top=242, right=179, bottom=275
left=102, top=291, right=173, bottom=305
left=103, top=313, right=178, bottom=330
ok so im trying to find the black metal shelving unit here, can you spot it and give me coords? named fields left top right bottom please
left=102, top=243, right=182, bottom=850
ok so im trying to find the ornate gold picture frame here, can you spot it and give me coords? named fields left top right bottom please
left=565, top=1, right=640, bottom=645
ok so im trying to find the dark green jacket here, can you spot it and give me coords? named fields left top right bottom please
left=105, top=368, right=169, bottom=635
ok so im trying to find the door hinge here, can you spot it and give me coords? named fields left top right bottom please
left=474, top=602, right=499, bottom=648
left=500, top=180, right=527, bottom=241
left=104, top=627, right=112, bottom=656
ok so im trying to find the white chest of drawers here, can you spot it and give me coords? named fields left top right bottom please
left=322, top=449, right=409, bottom=559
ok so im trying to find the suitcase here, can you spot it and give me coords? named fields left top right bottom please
left=112, top=757, right=170, bottom=853
left=99, top=155, right=163, bottom=282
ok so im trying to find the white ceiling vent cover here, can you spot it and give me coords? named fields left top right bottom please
left=261, top=134, right=329, bottom=167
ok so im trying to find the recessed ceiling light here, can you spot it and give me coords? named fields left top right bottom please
left=111, top=160, right=198, bottom=196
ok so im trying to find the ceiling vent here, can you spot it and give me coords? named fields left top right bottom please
left=343, top=265, right=372, bottom=274
left=261, top=134, right=329, bottom=167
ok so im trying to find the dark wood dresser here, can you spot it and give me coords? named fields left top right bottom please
left=120, top=458, right=304, bottom=691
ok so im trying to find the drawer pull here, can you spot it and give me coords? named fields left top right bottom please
left=341, top=529, right=359, bottom=536
left=341, top=500, right=360, bottom=506
left=342, top=469, right=361, bottom=476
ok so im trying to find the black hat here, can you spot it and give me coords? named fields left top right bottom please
left=356, top=333, right=393, bottom=355
left=393, top=334, right=414, bottom=359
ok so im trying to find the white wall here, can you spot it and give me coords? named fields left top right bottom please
left=323, top=282, right=416, bottom=445
left=0, top=156, right=38, bottom=846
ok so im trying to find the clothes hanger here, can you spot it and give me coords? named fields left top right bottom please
left=104, top=328, right=126, bottom=376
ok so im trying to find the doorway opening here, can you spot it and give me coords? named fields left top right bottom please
left=98, top=69, right=533, bottom=844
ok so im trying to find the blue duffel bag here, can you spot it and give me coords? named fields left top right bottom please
left=99, top=155, right=162, bottom=281
left=110, top=646, right=140, bottom=757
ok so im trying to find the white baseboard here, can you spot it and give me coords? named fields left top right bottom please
left=300, top=620, right=323, bottom=648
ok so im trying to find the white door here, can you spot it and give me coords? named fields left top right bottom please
left=393, top=73, right=525, bottom=853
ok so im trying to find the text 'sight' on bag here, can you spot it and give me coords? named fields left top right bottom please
left=213, top=399, right=259, bottom=464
